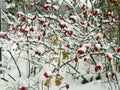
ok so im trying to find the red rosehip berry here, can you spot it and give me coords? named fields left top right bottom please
left=67, top=43, right=70, bottom=48
left=38, top=36, right=41, bottom=41
left=43, top=72, right=48, bottom=78
left=42, top=30, right=46, bottom=36
left=66, top=5, right=71, bottom=10
left=20, top=86, right=26, bottom=90
left=84, top=57, right=87, bottom=62
left=16, top=13, right=21, bottom=18
left=105, top=73, right=109, bottom=78
left=94, top=45, right=99, bottom=51
left=59, top=23, right=66, bottom=29
left=81, top=4, right=86, bottom=10
left=96, top=35, right=100, bottom=40
left=93, top=10, right=98, bottom=16
left=32, top=15, right=37, bottom=20
left=103, top=33, right=106, bottom=38
left=106, top=55, right=112, bottom=61
left=29, top=27, right=34, bottom=32
left=69, top=31, right=73, bottom=36
left=65, top=84, right=70, bottom=89
left=112, top=72, right=115, bottom=77
left=116, top=48, right=120, bottom=53
left=77, top=50, right=84, bottom=55
left=35, top=51, right=41, bottom=56
left=109, top=0, right=117, bottom=3
left=38, top=19, right=44, bottom=24
left=74, top=56, right=78, bottom=62
left=95, top=65, right=101, bottom=72
left=21, top=17, right=26, bottom=22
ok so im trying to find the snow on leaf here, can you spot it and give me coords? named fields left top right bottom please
left=62, top=51, right=70, bottom=59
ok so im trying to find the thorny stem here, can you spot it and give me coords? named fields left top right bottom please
left=7, top=50, right=21, bottom=77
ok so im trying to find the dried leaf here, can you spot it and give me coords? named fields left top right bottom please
left=55, top=79, right=61, bottom=86
left=56, top=73, right=63, bottom=80
left=49, top=57, right=59, bottom=62
left=45, top=76, right=52, bottom=86
left=62, top=51, right=70, bottom=59
left=46, top=78, right=51, bottom=86
left=52, top=39, right=59, bottom=45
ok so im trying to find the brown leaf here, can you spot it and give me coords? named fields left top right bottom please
left=55, top=79, right=61, bottom=86
left=62, top=51, right=70, bottom=59
left=45, top=76, right=52, bottom=86
left=52, top=39, right=59, bottom=45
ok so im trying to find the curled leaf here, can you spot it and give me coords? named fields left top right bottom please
left=62, top=51, right=70, bottom=59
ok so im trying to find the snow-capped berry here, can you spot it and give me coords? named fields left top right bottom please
left=69, top=15, right=77, bottom=22
left=20, top=86, right=26, bottom=90
left=38, top=36, right=41, bottom=41
left=77, top=50, right=84, bottom=55
left=83, top=44, right=91, bottom=50
left=93, top=10, right=99, bottom=16
left=105, top=73, right=109, bottom=78
left=74, top=56, right=78, bottom=62
left=95, top=65, right=101, bottom=72
left=35, top=51, right=41, bottom=56
left=43, top=72, right=48, bottom=78
left=2, top=34, right=8, bottom=39
left=43, top=4, right=51, bottom=9
left=59, top=21, right=66, bottom=29
left=52, top=5, right=59, bottom=11
left=103, top=33, right=107, bottom=38
left=80, top=22, right=84, bottom=25
left=106, top=72, right=115, bottom=78
left=87, top=22, right=91, bottom=27
left=20, top=29, right=28, bottom=34
left=29, top=27, right=34, bottom=32
left=21, top=17, right=26, bottom=22
left=96, top=35, right=100, bottom=40
left=106, top=13, right=112, bottom=19
left=67, top=43, right=70, bottom=48
left=112, top=72, right=115, bottom=77
left=77, top=47, right=87, bottom=55
left=16, top=13, right=21, bottom=18
left=64, top=30, right=69, bottom=35
left=84, top=57, right=88, bottom=62
left=34, top=2, right=38, bottom=5
left=83, top=11, right=87, bottom=15
left=94, top=46, right=98, bottom=51
left=109, top=0, right=117, bottom=3
left=94, top=44, right=100, bottom=51
left=46, top=0, right=51, bottom=4
left=58, top=16, right=65, bottom=20
left=30, top=4, right=34, bottom=7
left=66, top=5, right=71, bottom=10
left=116, top=48, right=120, bottom=53
left=106, top=54, right=112, bottom=61
left=32, top=15, right=37, bottom=20
left=65, top=84, right=70, bottom=89
left=69, top=31, right=73, bottom=36
left=12, top=27, right=17, bottom=30
left=81, top=4, right=86, bottom=10
left=38, top=19, right=44, bottom=24
left=42, top=30, right=46, bottom=36
left=43, top=24, right=47, bottom=27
